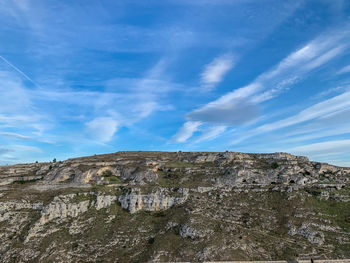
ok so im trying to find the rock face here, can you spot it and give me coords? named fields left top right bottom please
left=0, top=151, right=349, bottom=262
left=288, top=223, right=325, bottom=246
left=118, top=187, right=189, bottom=213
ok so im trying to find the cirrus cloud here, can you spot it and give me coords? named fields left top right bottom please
left=86, top=117, right=118, bottom=143
left=200, top=53, right=235, bottom=91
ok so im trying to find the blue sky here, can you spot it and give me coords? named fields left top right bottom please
left=0, top=0, right=350, bottom=166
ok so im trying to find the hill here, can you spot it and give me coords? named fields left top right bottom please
left=0, top=151, right=349, bottom=262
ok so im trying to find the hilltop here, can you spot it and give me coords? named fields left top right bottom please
left=0, top=151, right=349, bottom=262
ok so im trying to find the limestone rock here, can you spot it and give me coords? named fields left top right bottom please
left=95, top=195, right=117, bottom=210
left=288, top=223, right=325, bottom=245
left=118, top=187, right=189, bottom=213
left=178, top=224, right=204, bottom=239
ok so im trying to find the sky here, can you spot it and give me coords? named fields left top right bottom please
left=0, top=0, right=350, bottom=166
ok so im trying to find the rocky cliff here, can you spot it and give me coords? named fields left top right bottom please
left=0, top=151, right=349, bottom=262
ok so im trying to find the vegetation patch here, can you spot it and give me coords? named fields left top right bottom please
left=309, top=197, right=350, bottom=232
left=102, top=170, right=114, bottom=177
left=13, top=178, right=41, bottom=184
left=271, top=162, right=279, bottom=169
left=105, top=176, right=121, bottom=184
left=165, top=161, right=195, bottom=168
left=305, top=187, right=322, bottom=196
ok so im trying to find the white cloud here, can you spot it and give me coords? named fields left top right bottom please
left=0, top=148, right=13, bottom=155
left=257, top=91, right=350, bottom=132
left=314, top=85, right=350, bottom=98
left=0, top=57, right=177, bottom=148
left=171, top=121, right=201, bottom=143
left=86, top=117, right=118, bottom=143
left=0, top=114, right=40, bottom=127
left=337, top=64, right=350, bottom=75
left=0, top=132, right=33, bottom=140
left=286, top=139, right=350, bottom=156
left=0, top=71, right=32, bottom=112
left=232, top=90, right=350, bottom=144
left=194, top=126, right=226, bottom=143
left=187, top=28, right=350, bottom=127
left=0, top=56, right=40, bottom=88
left=200, top=53, right=234, bottom=91
left=331, top=160, right=350, bottom=167
left=281, top=125, right=350, bottom=144
left=171, top=27, right=350, bottom=144
left=187, top=96, right=260, bottom=125
left=13, top=145, right=43, bottom=153
left=303, top=45, right=345, bottom=71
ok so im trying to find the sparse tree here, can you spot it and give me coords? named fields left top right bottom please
left=271, top=161, right=279, bottom=169
left=53, top=158, right=56, bottom=163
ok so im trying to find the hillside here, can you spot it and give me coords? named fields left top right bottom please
left=0, top=151, right=350, bottom=262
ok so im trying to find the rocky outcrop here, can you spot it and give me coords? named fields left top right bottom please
left=24, top=193, right=120, bottom=241
left=178, top=224, right=205, bottom=239
left=1, top=151, right=349, bottom=188
left=118, top=187, right=189, bottom=213
left=0, top=201, right=43, bottom=212
left=288, top=223, right=325, bottom=245
left=95, top=194, right=117, bottom=210
left=39, top=195, right=90, bottom=225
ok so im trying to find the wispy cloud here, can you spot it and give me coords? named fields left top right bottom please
left=337, top=64, right=350, bottom=75
left=257, top=91, right=350, bottom=133
left=0, top=55, right=40, bottom=88
left=280, top=124, right=350, bottom=144
left=201, top=27, right=348, bottom=121
left=286, top=139, right=350, bottom=157
left=171, top=121, right=202, bottom=143
left=0, top=55, right=178, bottom=146
left=314, top=85, right=350, bottom=98
left=194, top=125, right=227, bottom=143
left=0, top=147, right=13, bottom=156
left=200, top=53, right=234, bottom=91
left=86, top=117, right=118, bottom=143
left=174, top=27, right=350, bottom=143
left=0, top=132, right=33, bottom=140
left=0, top=144, right=42, bottom=164
left=13, top=145, right=43, bottom=153
left=187, top=93, right=260, bottom=126
left=232, top=90, right=350, bottom=144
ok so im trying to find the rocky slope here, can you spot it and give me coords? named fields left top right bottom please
left=0, top=151, right=349, bottom=262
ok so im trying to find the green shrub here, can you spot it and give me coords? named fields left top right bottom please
left=102, top=170, right=113, bottom=177
left=106, top=176, right=120, bottom=184
left=13, top=178, right=40, bottom=184
left=271, top=162, right=279, bottom=169
left=148, top=237, right=155, bottom=244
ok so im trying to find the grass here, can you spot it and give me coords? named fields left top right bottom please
left=70, top=193, right=91, bottom=203
left=305, top=187, right=322, bottom=196
left=105, top=176, right=121, bottom=184
left=12, top=178, right=41, bottom=184
left=309, top=196, right=350, bottom=232
left=165, top=161, right=195, bottom=168
left=17, top=210, right=42, bottom=242
left=155, top=167, right=214, bottom=188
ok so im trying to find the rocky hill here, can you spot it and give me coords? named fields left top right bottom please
left=0, top=151, right=349, bottom=262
